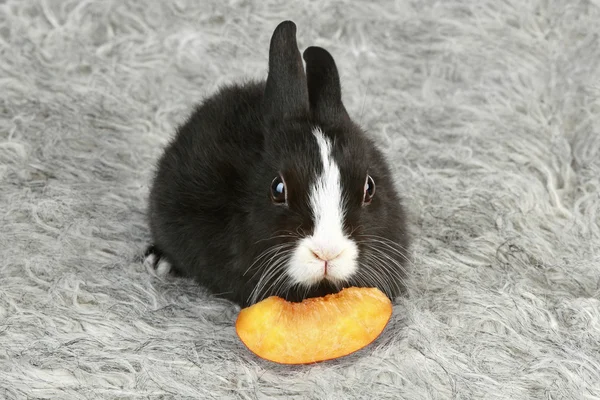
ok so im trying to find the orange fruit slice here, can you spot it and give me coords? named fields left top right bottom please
left=235, top=287, right=392, bottom=364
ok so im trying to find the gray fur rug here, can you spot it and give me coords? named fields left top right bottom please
left=1, top=0, right=599, bottom=399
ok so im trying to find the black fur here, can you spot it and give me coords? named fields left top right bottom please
left=147, top=21, right=409, bottom=306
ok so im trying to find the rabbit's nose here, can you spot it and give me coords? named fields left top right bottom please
left=311, top=247, right=343, bottom=262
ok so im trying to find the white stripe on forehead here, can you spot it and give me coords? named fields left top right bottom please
left=310, top=127, right=345, bottom=239
left=286, top=127, right=358, bottom=287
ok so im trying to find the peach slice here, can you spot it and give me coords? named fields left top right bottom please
left=235, top=287, right=392, bottom=364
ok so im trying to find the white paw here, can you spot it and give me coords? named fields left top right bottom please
left=155, top=259, right=172, bottom=277
left=143, top=253, right=157, bottom=270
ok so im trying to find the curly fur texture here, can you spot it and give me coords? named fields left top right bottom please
left=1, top=0, right=599, bottom=399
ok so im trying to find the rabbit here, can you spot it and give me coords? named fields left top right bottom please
left=145, top=20, right=410, bottom=307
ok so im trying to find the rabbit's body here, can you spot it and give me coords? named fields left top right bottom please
left=147, top=21, right=410, bottom=306
left=148, top=82, right=266, bottom=298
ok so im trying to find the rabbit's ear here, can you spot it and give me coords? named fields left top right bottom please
left=303, top=46, right=349, bottom=123
left=263, top=21, right=309, bottom=120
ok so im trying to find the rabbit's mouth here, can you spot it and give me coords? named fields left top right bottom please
left=278, top=280, right=349, bottom=303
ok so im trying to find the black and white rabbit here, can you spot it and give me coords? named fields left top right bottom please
left=145, top=21, right=410, bottom=307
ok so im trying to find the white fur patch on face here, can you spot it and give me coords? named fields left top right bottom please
left=288, top=127, right=359, bottom=287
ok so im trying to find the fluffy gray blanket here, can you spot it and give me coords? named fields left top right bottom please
left=1, top=0, right=599, bottom=399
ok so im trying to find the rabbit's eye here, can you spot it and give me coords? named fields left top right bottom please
left=271, top=175, right=286, bottom=204
left=363, top=175, right=375, bottom=205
